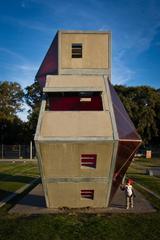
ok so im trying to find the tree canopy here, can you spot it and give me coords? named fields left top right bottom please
left=0, top=81, right=24, bottom=121
left=0, top=81, right=24, bottom=143
left=24, top=80, right=42, bottom=137
left=115, top=85, right=160, bottom=144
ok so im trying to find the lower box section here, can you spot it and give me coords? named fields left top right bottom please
left=45, top=182, right=109, bottom=208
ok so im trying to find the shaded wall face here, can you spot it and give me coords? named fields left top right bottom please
left=109, top=141, right=141, bottom=201
left=108, top=81, right=141, bottom=140
left=108, top=82, right=141, bottom=203
left=36, top=34, right=59, bottom=88
left=61, top=33, right=109, bottom=69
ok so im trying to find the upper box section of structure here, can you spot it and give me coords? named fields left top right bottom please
left=36, top=30, right=111, bottom=88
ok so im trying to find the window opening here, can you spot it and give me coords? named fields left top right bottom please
left=81, top=190, right=94, bottom=200
left=47, top=92, right=103, bottom=111
left=72, top=43, right=82, bottom=58
left=80, top=154, right=97, bottom=168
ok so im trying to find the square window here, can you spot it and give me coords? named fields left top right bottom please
left=72, top=43, right=82, bottom=58
left=81, top=190, right=94, bottom=200
left=80, top=154, right=97, bottom=168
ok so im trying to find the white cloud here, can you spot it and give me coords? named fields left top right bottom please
left=18, top=103, right=31, bottom=122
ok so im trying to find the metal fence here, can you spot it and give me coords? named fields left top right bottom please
left=0, top=142, right=36, bottom=159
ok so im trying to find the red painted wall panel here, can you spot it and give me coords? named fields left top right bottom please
left=49, top=96, right=103, bottom=111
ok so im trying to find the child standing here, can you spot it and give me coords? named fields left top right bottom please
left=125, top=179, right=135, bottom=209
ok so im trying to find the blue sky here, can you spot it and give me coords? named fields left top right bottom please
left=0, top=0, right=160, bottom=119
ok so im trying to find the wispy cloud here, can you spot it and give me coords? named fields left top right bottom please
left=0, top=47, right=27, bottom=62
left=112, top=61, right=135, bottom=85
left=11, top=64, right=37, bottom=87
left=1, top=15, right=54, bottom=33
left=14, top=64, right=38, bottom=72
left=0, top=61, right=38, bottom=88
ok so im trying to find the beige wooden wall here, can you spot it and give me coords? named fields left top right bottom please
left=47, top=182, right=108, bottom=208
left=40, top=111, right=112, bottom=138
left=61, top=33, right=109, bottom=69
left=40, top=142, right=113, bottom=178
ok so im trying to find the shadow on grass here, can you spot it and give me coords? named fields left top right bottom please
left=0, top=178, right=41, bottom=215
left=0, top=173, right=35, bottom=183
left=0, top=189, right=13, bottom=202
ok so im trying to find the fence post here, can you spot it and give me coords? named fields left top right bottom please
left=2, top=144, right=4, bottom=159
left=19, top=144, right=21, bottom=159
left=30, top=141, right=32, bottom=160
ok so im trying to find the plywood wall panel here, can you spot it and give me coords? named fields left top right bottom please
left=40, top=142, right=113, bottom=178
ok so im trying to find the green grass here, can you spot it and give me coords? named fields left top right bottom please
left=0, top=159, right=160, bottom=240
left=127, top=157, right=160, bottom=196
left=0, top=213, right=160, bottom=240
left=0, top=162, right=39, bottom=201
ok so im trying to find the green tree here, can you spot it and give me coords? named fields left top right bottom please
left=24, top=80, right=42, bottom=138
left=0, top=81, right=24, bottom=121
left=115, top=85, right=160, bottom=144
left=0, top=81, right=24, bottom=143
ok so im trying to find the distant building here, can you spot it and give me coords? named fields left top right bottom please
left=35, top=31, right=141, bottom=208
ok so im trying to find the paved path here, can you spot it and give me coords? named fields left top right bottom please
left=9, top=184, right=156, bottom=214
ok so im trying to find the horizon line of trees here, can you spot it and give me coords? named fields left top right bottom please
left=0, top=80, right=160, bottom=146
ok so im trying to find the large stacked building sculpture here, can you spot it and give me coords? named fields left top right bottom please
left=35, top=31, right=141, bottom=208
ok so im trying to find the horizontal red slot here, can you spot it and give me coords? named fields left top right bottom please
left=80, top=154, right=97, bottom=168
left=81, top=154, right=97, bottom=158
left=81, top=158, right=96, bottom=161
left=81, top=193, right=94, bottom=195
left=81, top=159, right=96, bottom=162
left=81, top=190, right=94, bottom=199
left=81, top=190, right=94, bottom=193
left=81, top=163, right=96, bottom=165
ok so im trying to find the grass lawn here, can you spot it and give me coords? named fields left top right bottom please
left=127, top=157, right=160, bottom=196
left=0, top=159, right=160, bottom=240
left=0, top=162, right=39, bottom=201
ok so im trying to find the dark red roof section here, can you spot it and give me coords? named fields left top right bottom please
left=109, top=81, right=141, bottom=140
left=35, top=32, right=58, bottom=88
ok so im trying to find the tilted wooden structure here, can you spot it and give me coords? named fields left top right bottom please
left=35, top=31, right=141, bottom=208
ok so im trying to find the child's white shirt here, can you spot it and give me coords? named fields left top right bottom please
left=125, top=184, right=133, bottom=197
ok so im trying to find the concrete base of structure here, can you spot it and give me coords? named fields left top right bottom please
left=9, top=184, right=156, bottom=214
